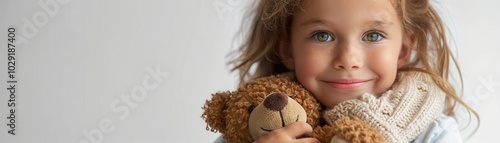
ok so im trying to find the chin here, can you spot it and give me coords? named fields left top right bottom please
left=321, top=94, right=364, bottom=108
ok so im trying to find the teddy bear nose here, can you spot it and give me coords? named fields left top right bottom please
left=263, top=93, right=288, bottom=111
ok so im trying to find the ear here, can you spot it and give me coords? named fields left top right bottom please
left=398, top=32, right=415, bottom=68
left=201, top=91, right=231, bottom=133
left=278, top=38, right=295, bottom=70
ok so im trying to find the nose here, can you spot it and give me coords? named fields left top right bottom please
left=263, top=93, right=288, bottom=111
left=332, top=42, right=362, bottom=71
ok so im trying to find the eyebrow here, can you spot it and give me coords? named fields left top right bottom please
left=300, top=18, right=394, bottom=28
left=300, top=19, right=327, bottom=27
left=366, top=20, right=394, bottom=28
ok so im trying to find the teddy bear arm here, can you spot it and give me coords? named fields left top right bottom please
left=331, top=117, right=384, bottom=143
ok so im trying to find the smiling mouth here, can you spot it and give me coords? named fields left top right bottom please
left=323, top=80, right=370, bottom=90
left=260, top=114, right=300, bottom=132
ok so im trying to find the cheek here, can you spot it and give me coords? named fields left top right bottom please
left=293, top=46, right=330, bottom=77
left=370, top=52, right=398, bottom=71
left=368, top=49, right=399, bottom=93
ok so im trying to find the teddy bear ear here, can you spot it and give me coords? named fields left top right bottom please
left=201, top=91, right=231, bottom=133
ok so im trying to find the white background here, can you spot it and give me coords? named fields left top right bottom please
left=0, top=0, right=498, bottom=143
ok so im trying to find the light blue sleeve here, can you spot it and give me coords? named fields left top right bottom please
left=412, top=113, right=462, bottom=143
left=214, top=135, right=226, bottom=143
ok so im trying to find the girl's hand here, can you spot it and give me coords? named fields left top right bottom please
left=253, top=121, right=320, bottom=143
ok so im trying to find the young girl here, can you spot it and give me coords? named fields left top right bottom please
left=229, top=0, right=478, bottom=142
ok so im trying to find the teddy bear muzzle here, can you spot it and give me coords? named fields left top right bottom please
left=248, top=92, right=308, bottom=140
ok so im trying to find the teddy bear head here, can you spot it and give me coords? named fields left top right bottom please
left=248, top=92, right=307, bottom=140
left=201, top=73, right=322, bottom=142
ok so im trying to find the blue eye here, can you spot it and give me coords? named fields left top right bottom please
left=312, top=32, right=334, bottom=42
left=362, top=32, right=384, bottom=42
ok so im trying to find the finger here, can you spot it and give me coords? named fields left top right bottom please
left=278, top=121, right=313, bottom=138
left=295, top=137, right=321, bottom=143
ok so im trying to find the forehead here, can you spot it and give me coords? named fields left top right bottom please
left=293, top=0, right=400, bottom=27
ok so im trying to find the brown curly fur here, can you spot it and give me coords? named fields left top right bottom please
left=313, top=117, right=384, bottom=143
left=202, top=73, right=322, bottom=142
left=312, top=125, right=337, bottom=143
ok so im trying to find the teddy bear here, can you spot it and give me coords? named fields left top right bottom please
left=201, top=72, right=384, bottom=143
left=248, top=92, right=383, bottom=143
left=247, top=92, right=307, bottom=140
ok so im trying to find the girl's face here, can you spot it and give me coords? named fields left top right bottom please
left=280, top=0, right=409, bottom=108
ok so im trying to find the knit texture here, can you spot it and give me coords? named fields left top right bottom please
left=322, top=71, right=446, bottom=143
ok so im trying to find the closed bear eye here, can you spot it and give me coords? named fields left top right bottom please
left=260, top=127, right=272, bottom=132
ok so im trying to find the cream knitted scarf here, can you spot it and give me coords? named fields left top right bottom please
left=322, top=71, right=446, bottom=143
